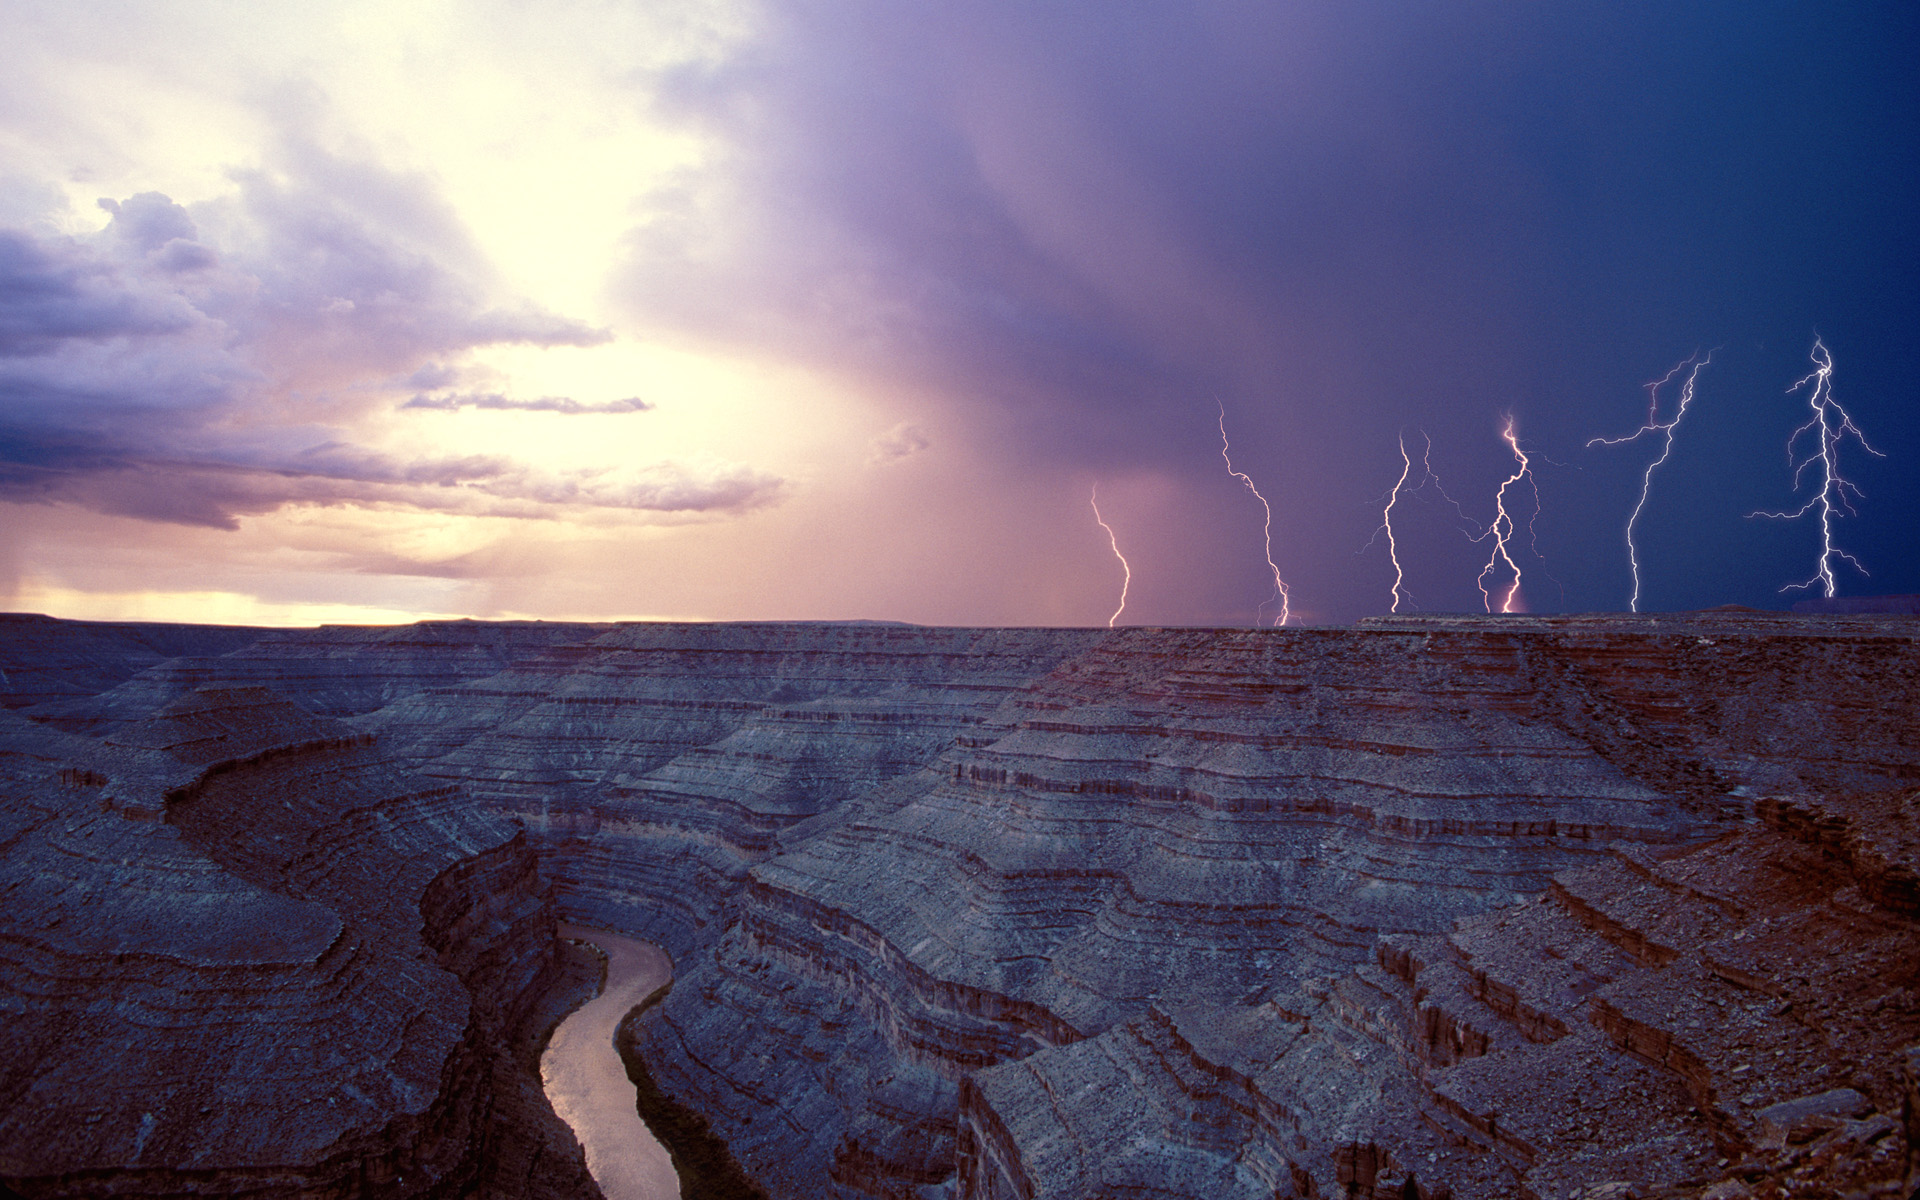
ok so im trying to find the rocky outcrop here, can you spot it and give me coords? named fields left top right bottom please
left=614, top=616, right=1916, bottom=1200
left=962, top=784, right=1917, bottom=1200
left=1, top=611, right=1914, bottom=1199
left=0, top=686, right=600, bottom=1197
left=359, top=622, right=1107, bottom=953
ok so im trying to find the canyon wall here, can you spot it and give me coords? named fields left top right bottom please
left=0, top=639, right=604, bottom=1196
left=1, top=613, right=1914, bottom=1198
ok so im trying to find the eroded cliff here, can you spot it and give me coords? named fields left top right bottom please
left=1, top=612, right=1914, bottom=1199
left=0, top=679, right=601, bottom=1197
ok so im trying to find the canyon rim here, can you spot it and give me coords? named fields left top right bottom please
left=0, top=610, right=1915, bottom=1200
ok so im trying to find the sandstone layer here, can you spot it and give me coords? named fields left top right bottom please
left=0, top=668, right=603, bottom=1195
left=1, top=612, right=1915, bottom=1199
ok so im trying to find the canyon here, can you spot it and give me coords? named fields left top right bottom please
left=0, top=610, right=1915, bottom=1199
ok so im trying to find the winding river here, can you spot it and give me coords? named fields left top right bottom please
left=542, top=925, right=681, bottom=1200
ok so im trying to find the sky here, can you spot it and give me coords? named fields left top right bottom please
left=1, top=0, right=1915, bottom=627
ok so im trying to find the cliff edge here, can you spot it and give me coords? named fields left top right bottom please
left=1, top=613, right=1914, bottom=1199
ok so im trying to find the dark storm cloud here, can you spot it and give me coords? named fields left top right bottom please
left=0, top=427, right=509, bottom=529
left=269, top=443, right=781, bottom=520
left=0, top=226, right=207, bottom=354
left=0, top=150, right=773, bottom=526
left=615, top=0, right=1919, bottom=617
left=0, top=421, right=778, bottom=530
left=402, top=392, right=653, bottom=414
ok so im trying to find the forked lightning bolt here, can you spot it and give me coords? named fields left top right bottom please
left=1217, top=403, right=1291, bottom=626
left=1748, top=338, right=1884, bottom=597
left=1363, top=428, right=1548, bottom=614
left=1587, top=351, right=1712, bottom=612
left=1089, top=484, right=1131, bottom=628
left=1474, top=417, right=1535, bottom=614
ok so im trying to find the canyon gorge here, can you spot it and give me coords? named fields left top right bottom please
left=0, top=610, right=1915, bottom=1199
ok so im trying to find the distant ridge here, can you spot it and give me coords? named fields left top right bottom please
left=1792, top=594, right=1920, bottom=615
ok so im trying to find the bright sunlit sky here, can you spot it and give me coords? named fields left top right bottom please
left=3, top=1, right=1916, bottom=626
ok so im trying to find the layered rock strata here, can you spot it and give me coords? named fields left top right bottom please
left=0, top=613, right=259, bottom=711
left=0, top=685, right=598, bottom=1197
left=2, top=611, right=1915, bottom=1199
left=961, top=787, right=1919, bottom=1199
left=359, top=623, right=1107, bottom=952
left=27, top=619, right=605, bottom=734
left=616, top=617, right=1916, bottom=1199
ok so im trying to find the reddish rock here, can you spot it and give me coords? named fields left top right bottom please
left=0, top=611, right=1914, bottom=1199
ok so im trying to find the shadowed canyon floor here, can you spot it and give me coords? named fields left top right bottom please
left=0, top=611, right=1915, bottom=1199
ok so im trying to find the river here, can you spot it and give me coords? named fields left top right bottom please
left=542, top=924, right=680, bottom=1200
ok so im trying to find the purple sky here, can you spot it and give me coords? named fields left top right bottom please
left=2, top=2, right=1915, bottom=625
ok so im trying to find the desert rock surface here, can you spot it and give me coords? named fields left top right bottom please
left=1, top=611, right=1915, bottom=1199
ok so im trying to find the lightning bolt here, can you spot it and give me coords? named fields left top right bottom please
left=1089, top=484, right=1131, bottom=628
left=1747, top=337, right=1884, bottom=597
left=1361, top=428, right=1556, bottom=615
left=1587, top=351, right=1713, bottom=612
left=1414, top=438, right=1490, bottom=539
left=1363, top=432, right=1416, bottom=613
left=1473, top=417, right=1535, bottom=614
left=1217, top=403, right=1291, bottom=626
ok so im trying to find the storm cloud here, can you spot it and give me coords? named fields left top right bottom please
left=0, top=150, right=775, bottom=528
left=2, top=2, right=1912, bottom=623
left=613, top=1, right=1919, bottom=615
